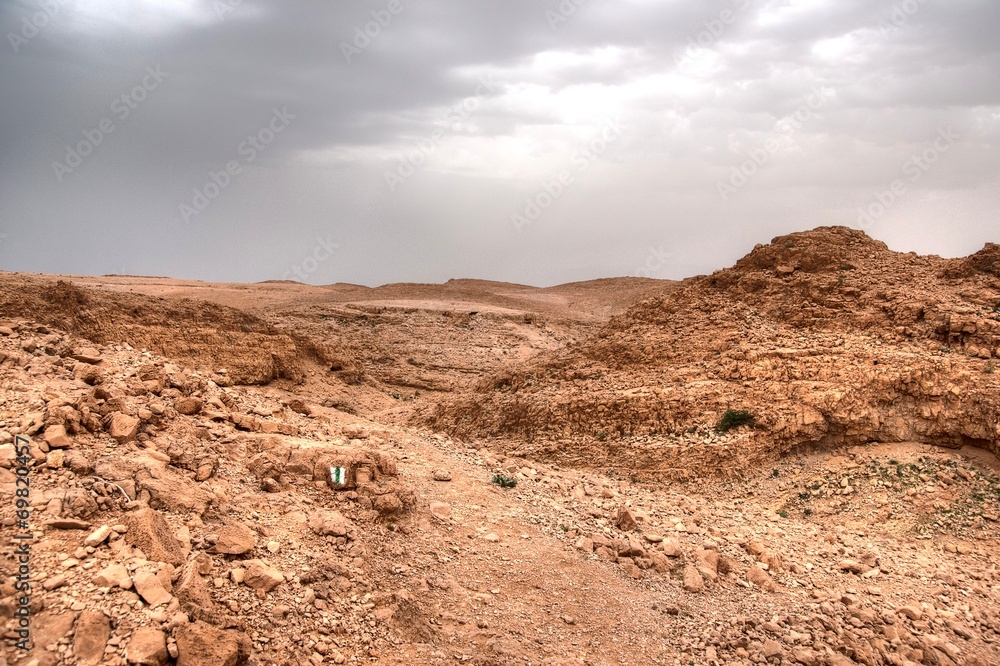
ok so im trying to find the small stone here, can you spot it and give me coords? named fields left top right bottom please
left=95, top=563, right=132, bottom=589
left=107, top=412, right=141, bottom=443
left=208, top=521, right=256, bottom=555
left=175, top=397, right=204, bottom=416
left=43, top=574, right=68, bottom=590
left=432, top=469, right=452, bottom=482
left=429, top=502, right=452, bottom=519
left=43, top=424, right=72, bottom=449
left=243, top=559, right=283, bottom=593
left=84, top=525, right=113, bottom=547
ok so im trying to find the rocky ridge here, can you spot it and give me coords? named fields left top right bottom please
left=423, top=227, right=1000, bottom=480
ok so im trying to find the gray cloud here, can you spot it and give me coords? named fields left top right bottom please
left=1, top=0, right=998, bottom=286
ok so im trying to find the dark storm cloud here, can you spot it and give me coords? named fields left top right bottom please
left=0, top=0, right=997, bottom=285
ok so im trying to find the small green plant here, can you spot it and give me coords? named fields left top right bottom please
left=803, top=508, right=813, bottom=516
left=491, top=473, right=518, bottom=489
left=596, top=431, right=608, bottom=441
left=778, top=510, right=789, bottom=518
left=772, top=469, right=781, bottom=478
left=716, top=409, right=755, bottom=433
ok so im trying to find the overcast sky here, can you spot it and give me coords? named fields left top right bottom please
left=1, top=0, right=998, bottom=286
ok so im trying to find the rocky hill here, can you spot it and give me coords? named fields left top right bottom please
left=1, top=235, right=999, bottom=666
left=422, top=227, right=1000, bottom=480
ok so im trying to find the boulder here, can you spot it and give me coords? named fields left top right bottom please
left=616, top=507, right=638, bottom=531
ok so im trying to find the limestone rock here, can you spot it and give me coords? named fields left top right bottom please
left=308, top=510, right=350, bottom=537
left=43, top=424, right=71, bottom=449
left=242, top=559, right=283, bottom=592
left=208, top=521, right=256, bottom=555
left=123, top=508, right=185, bottom=565
left=133, top=570, right=173, bottom=607
left=616, top=507, right=638, bottom=531
left=683, top=564, right=704, bottom=593
left=175, top=397, right=204, bottom=416
left=73, top=610, right=110, bottom=666
left=94, top=563, right=132, bottom=589
left=175, top=621, right=251, bottom=666
left=107, top=412, right=140, bottom=443
left=84, top=524, right=112, bottom=547
left=127, top=627, right=169, bottom=666
left=747, top=565, right=777, bottom=592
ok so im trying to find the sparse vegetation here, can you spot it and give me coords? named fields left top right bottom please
left=716, top=409, right=755, bottom=433
left=492, top=473, right=518, bottom=489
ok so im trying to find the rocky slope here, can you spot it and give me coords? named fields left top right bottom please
left=1, top=231, right=1000, bottom=666
left=423, top=227, right=1000, bottom=480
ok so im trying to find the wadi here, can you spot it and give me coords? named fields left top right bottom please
left=1, top=226, right=998, bottom=666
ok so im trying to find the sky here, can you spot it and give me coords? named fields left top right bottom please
left=1, top=0, right=998, bottom=286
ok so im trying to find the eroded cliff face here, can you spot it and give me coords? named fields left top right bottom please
left=422, top=227, right=1000, bottom=479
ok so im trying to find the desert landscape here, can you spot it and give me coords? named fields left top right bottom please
left=1, top=226, right=999, bottom=666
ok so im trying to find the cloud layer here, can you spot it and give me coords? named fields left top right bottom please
left=1, top=0, right=998, bottom=285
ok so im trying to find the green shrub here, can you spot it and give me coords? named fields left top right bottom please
left=716, top=409, right=755, bottom=433
left=491, top=473, right=518, bottom=489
